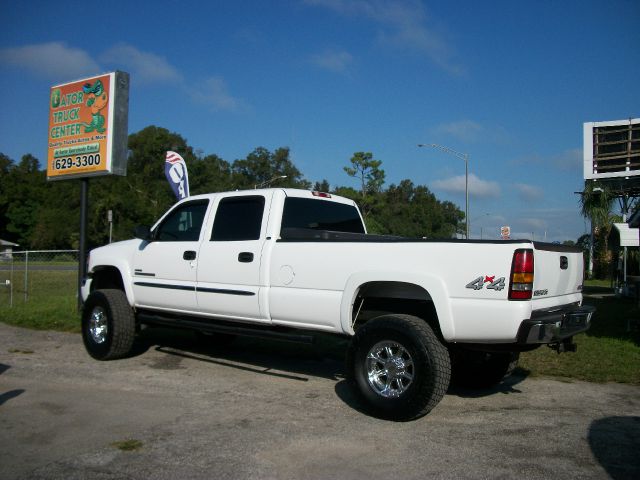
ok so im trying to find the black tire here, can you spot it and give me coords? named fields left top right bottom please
left=451, top=350, right=520, bottom=388
left=82, top=289, right=136, bottom=360
left=346, top=314, right=451, bottom=421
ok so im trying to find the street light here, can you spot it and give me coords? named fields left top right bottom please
left=418, top=143, right=470, bottom=239
left=255, top=175, right=287, bottom=189
left=470, top=212, right=492, bottom=240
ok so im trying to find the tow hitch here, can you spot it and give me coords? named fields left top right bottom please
left=549, top=337, right=578, bottom=354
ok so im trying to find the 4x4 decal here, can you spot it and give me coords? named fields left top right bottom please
left=466, top=275, right=506, bottom=291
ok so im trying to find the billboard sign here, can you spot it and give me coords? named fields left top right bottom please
left=584, top=118, right=640, bottom=181
left=47, top=71, right=129, bottom=181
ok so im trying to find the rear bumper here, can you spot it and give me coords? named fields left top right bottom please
left=517, top=303, right=595, bottom=344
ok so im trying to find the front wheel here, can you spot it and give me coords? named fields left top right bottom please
left=82, top=289, right=136, bottom=360
left=346, top=314, right=451, bottom=421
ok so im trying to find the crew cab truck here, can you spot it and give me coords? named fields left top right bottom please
left=81, top=189, right=594, bottom=420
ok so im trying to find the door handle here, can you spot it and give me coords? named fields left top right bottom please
left=183, top=250, right=197, bottom=261
left=560, top=256, right=568, bottom=270
left=238, top=252, right=254, bottom=263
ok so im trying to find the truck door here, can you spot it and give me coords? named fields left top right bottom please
left=132, top=199, right=209, bottom=312
left=196, top=193, right=269, bottom=322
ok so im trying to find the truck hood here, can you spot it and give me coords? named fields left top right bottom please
left=89, top=239, right=141, bottom=268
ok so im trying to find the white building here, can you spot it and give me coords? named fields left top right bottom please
left=1, top=239, right=19, bottom=260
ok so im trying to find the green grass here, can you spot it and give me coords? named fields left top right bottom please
left=519, top=285, right=640, bottom=384
left=583, top=278, right=614, bottom=288
left=111, top=439, right=144, bottom=452
left=0, top=270, right=80, bottom=332
left=1, top=273, right=638, bottom=385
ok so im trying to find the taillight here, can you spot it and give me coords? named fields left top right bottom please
left=509, top=249, right=534, bottom=300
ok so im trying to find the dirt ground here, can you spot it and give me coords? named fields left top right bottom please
left=1, top=322, right=638, bottom=480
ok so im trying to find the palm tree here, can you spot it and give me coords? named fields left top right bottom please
left=579, top=181, right=615, bottom=278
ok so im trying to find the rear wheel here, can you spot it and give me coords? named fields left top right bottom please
left=82, top=289, right=136, bottom=360
left=346, top=314, right=451, bottom=421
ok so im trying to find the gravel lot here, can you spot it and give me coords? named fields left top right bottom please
left=1, top=322, right=638, bottom=480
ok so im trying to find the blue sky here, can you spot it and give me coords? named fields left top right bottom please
left=1, top=0, right=638, bottom=241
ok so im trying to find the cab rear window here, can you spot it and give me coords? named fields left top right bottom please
left=281, top=198, right=364, bottom=234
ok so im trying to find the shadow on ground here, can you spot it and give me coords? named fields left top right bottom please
left=589, top=416, right=640, bottom=480
left=130, top=326, right=531, bottom=416
left=135, top=326, right=348, bottom=382
left=448, top=370, right=529, bottom=398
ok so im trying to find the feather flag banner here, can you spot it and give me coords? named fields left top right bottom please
left=164, top=151, right=190, bottom=200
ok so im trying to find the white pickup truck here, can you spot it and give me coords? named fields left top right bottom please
left=81, top=188, right=594, bottom=420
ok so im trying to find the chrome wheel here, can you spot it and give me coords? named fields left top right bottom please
left=88, top=306, right=108, bottom=344
left=82, top=289, right=136, bottom=360
left=365, top=340, right=414, bottom=398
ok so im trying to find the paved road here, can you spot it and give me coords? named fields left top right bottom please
left=1, top=323, right=638, bottom=480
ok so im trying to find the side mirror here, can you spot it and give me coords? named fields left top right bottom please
left=134, top=225, right=153, bottom=241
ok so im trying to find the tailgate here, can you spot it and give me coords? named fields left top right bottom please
left=532, top=242, right=584, bottom=301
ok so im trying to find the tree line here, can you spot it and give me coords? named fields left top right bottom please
left=0, top=125, right=464, bottom=250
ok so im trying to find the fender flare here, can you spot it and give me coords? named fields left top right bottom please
left=340, top=271, right=455, bottom=340
left=92, top=260, right=136, bottom=307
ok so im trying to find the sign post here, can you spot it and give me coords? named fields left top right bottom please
left=47, top=71, right=129, bottom=308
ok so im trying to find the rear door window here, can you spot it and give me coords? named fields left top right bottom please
left=211, top=196, right=266, bottom=241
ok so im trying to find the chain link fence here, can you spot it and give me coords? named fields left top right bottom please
left=0, top=250, right=79, bottom=307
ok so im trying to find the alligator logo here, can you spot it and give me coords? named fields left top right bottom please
left=82, top=79, right=107, bottom=133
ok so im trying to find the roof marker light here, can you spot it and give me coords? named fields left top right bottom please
left=312, top=191, right=331, bottom=198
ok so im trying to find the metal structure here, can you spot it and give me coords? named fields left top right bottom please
left=418, top=144, right=469, bottom=239
left=583, top=118, right=640, bottom=288
left=584, top=118, right=640, bottom=181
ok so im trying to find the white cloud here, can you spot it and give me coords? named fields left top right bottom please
left=101, top=43, right=182, bottom=84
left=310, top=49, right=354, bottom=73
left=0, top=42, right=101, bottom=80
left=304, top=0, right=462, bottom=75
left=432, top=120, right=483, bottom=142
left=510, top=148, right=582, bottom=171
left=520, top=218, right=548, bottom=230
left=433, top=173, right=500, bottom=198
left=554, top=148, right=582, bottom=171
left=190, top=76, right=246, bottom=113
left=506, top=207, right=587, bottom=242
left=100, top=45, right=247, bottom=112
left=514, top=183, right=544, bottom=201
left=2, top=41, right=249, bottom=114
left=431, top=119, right=510, bottom=144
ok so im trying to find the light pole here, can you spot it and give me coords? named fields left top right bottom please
left=418, top=143, right=470, bottom=239
left=470, top=212, right=491, bottom=239
left=107, top=210, right=113, bottom=243
left=255, top=175, right=287, bottom=189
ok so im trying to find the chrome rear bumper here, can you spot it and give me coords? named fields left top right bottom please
left=517, top=304, right=595, bottom=344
